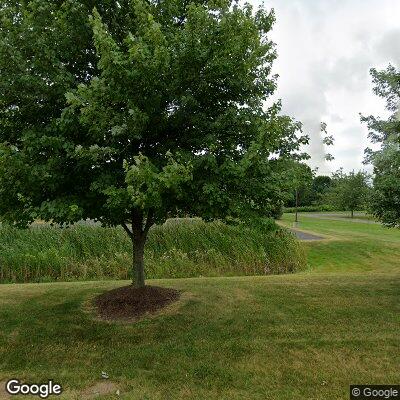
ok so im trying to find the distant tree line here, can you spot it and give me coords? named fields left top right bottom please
left=285, top=167, right=371, bottom=218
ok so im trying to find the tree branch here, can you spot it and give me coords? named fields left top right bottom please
left=143, top=208, right=155, bottom=235
left=121, top=223, right=133, bottom=239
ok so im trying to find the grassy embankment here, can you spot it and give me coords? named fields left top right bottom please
left=0, top=218, right=305, bottom=283
left=280, top=212, right=400, bottom=273
left=0, top=214, right=399, bottom=399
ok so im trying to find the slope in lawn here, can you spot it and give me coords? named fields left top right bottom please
left=280, top=213, right=400, bottom=274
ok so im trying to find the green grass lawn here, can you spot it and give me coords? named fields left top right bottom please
left=280, top=212, right=400, bottom=274
left=0, top=214, right=399, bottom=399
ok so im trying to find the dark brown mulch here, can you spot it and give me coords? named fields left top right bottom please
left=94, top=285, right=180, bottom=321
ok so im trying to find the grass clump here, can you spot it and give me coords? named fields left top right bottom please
left=0, top=218, right=306, bottom=283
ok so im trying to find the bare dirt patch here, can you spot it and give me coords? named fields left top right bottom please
left=81, top=381, right=119, bottom=398
left=0, top=382, right=10, bottom=400
left=94, top=285, right=180, bottom=321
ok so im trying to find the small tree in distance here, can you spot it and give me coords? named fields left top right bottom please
left=286, top=162, right=313, bottom=223
left=0, top=0, right=308, bottom=288
left=312, top=175, right=332, bottom=204
left=323, top=170, right=371, bottom=218
left=287, top=122, right=334, bottom=222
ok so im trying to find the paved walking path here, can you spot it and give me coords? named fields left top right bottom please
left=300, top=213, right=379, bottom=224
left=289, top=229, right=325, bottom=241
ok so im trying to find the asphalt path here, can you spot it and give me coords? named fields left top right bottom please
left=300, top=213, right=379, bottom=224
left=289, top=229, right=324, bottom=241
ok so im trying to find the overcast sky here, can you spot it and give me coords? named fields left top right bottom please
left=251, top=0, right=400, bottom=174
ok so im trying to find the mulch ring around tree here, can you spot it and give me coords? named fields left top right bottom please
left=94, top=285, right=180, bottom=322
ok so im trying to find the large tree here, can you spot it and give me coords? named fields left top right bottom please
left=0, top=0, right=307, bottom=287
left=362, top=65, right=400, bottom=228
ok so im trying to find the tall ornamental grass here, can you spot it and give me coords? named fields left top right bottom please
left=0, top=219, right=306, bottom=283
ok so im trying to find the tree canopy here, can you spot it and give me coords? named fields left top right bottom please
left=362, top=65, right=400, bottom=228
left=0, top=0, right=308, bottom=286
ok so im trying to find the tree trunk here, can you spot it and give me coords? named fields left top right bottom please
left=295, top=188, right=299, bottom=223
left=133, top=235, right=146, bottom=288
left=351, top=209, right=354, bottom=218
left=121, top=209, right=154, bottom=288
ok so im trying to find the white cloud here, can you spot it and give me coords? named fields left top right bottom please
left=375, top=29, right=400, bottom=62
left=252, top=0, right=400, bottom=174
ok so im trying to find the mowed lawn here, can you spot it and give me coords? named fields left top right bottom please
left=0, top=215, right=399, bottom=399
left=280, top=212, right=400, bottom=274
